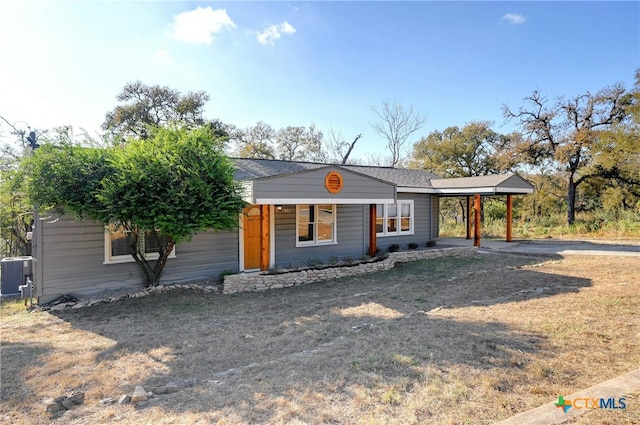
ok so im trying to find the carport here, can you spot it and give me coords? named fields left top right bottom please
left=431, top=173, right=535, bottom=246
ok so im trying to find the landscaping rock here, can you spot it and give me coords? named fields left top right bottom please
left=45, top=400, right=65, bottom=415
left=61, top=399, right=76, bottom=410
left=118, top=395, right=131, bottom=405
left=148, top=386, right=180, bottom=394
left=44, top=391, right=84, bottom=415
left=131, top=386, right=150, bottom=402
left=67, top=391, right=85, bottom=405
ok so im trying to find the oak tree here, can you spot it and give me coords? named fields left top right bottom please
left=410, top=121, right=513, bottom=177
left=503, top=84, right=634, bottom=224
left=102, top=81, right=210, bottom=142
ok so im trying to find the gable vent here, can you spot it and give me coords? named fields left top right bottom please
left=325, top=171, right=344, bottom=194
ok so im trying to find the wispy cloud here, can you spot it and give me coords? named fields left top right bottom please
left=169, top=7, right=235, bottom=45
left=502, top=13, right=526, bottom=25
left=257, top=21, right=296, bottom=45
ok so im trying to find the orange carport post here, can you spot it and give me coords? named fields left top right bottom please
left=369, top=204, right=377, bottom=257
left=506, top=194, right=513, bottom=242
left=260, top=205, right=270, bottom=271
left=466, top=195, right=472, bottom=240
left=473, top=194, right=481, bottom=247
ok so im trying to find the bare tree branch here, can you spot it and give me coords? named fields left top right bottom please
left=371, top=100, right=426, bottom=167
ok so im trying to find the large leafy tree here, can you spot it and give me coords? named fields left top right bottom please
left=102, top=81, right=211, bottom=142
left=230, top=122, right=327, bottom=162
left=230, top=121, right=277, bottom=159
left=503, top=81, right=635, bottom=225
left=410, top=121, right=514, bottom=177
left=0, top=119, right=28, bottom=256
left=275, top=124, right=326, bottom=162
left=24, top=126, right=245, bottom=287
left=410, top=121, right=516, bottom=225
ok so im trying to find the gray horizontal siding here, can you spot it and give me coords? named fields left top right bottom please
left=253, top=167, right=395, bottom=202
left=37, top=215, right=239, bottom=303
left=273, top=204, right=366, bottom=268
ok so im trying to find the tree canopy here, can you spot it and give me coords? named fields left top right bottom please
left=230, top=122, right=327, bottom=162
left=24, top=126, right=245, bottom=286
left=102, top=81, right=210, bottom=142
left=503, top=83, right=636, bottom=224
left=410, top=121, right=513, bottom=177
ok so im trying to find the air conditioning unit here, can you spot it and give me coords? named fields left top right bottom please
left=1, top=257, right=33, bottom=297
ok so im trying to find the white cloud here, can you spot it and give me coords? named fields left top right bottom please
left=257, top=21, right=296, bottom=45
left=502, top=13, right=526, bottom=25
left=154, top=49, right=173, bottom=64
left=169, top=7, right=235, bottom=45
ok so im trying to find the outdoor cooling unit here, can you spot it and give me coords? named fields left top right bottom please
left=1, top=256, right=33, bottom=297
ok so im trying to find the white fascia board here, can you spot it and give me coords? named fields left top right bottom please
left=397, top=187, right=437, bottom=193
left=495, top=187, right=534, bottom=194
left=399, top=186, right=498, bottom=195
left=398, top=186, right=533, bottom=195
left=254, top=198, right=395, bottom=205
left=434, top=186, right=497, bottom=194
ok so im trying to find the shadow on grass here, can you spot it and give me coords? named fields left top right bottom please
left=46, top=252, right=591, bottom=423
left=0, top=341, right=51, bottom=407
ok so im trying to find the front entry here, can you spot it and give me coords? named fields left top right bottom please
left=243, top=206, right=261, bottom=269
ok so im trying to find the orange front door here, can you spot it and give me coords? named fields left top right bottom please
left=243, top=206, right=261, bottom=269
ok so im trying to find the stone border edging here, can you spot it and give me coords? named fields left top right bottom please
left=41, top=247, right=476, bottom=311
left=222, top=247, right=477, bottom=294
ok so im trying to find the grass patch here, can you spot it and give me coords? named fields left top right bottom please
left=440, top=210, right=640, bottom=240
left=1, top=253, right=638, bottom=424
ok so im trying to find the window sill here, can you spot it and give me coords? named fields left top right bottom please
left=376, top=232, right=415, bottom=238
left=104, top=252, right=176, bottom=265
left=295, top=241, right=338, bottom=248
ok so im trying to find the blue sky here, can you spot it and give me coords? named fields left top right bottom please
left=1, top=1, right=638, bottom=162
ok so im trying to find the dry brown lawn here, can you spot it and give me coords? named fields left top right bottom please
left=1, top=252, right=639, bottom=424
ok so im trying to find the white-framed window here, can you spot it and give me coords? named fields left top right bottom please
left=376, top=200, right=414, bottom=237
left=296, top=204, right=337, bottom=246
left=104, top=225, right=176, bottom=264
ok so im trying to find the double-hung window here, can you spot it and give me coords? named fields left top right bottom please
left=296, top=204, right=336, bottom=246
left=376, top=200, right=414, bottom=236
left=104, top=224, right=176, bottom=264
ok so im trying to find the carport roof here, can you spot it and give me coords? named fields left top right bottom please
left=430, top=173, right=534, bottom=195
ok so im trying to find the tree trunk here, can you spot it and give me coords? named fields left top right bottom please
left=151, top=239, right=176, bottom=287
left=459, top=199, right=466, bottom=224
left=567, top=177, right=577, bottom=225
left=128, top=231, right=154, bottom=287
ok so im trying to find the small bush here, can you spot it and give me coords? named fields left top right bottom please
left=388, top=243, right=400, bottom=253
left=426, top=240, right=436, bottom=247
left=408, top=242, right=419, bottom=250
left=218, top=269, right=236, bottom=282
left=307, top=258, right=323, bottom=268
